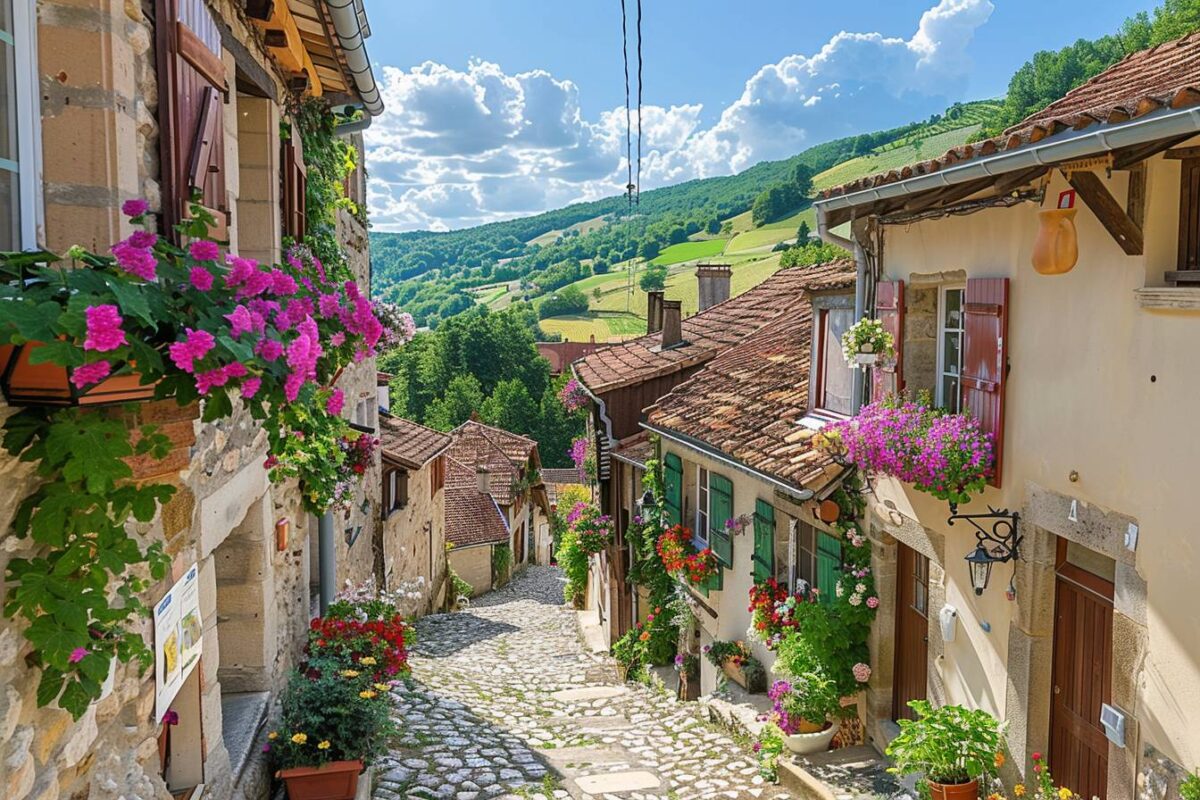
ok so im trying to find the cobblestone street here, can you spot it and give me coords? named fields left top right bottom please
left=373, top=566, right=796, bottom=800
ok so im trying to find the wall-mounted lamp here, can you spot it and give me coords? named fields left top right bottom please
left=949, top=505, right=1021, bottom=596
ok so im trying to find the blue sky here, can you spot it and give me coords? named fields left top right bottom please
left=361, top=0, right=1158, bottom=232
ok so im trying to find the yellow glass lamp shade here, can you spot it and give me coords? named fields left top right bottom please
left=1032, top=207, right=1079, bottom=275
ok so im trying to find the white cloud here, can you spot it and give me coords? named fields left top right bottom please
left=364, top=0, right=994, bottom=232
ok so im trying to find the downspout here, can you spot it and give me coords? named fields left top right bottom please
left=318, top=511, right=336, bottom=615
left=325, top=0, right=384, bottom=116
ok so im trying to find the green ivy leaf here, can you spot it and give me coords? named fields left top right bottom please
left=26, top=339, right=84, bottom=367
left=43, top=417, right=133, bottom=494
left=57, top=679, right=92, bottom=720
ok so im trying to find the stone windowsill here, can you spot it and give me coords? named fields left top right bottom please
left=1135, top=286, right=1200, bottom=311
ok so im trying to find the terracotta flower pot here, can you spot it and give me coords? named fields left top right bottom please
left=927, top=777, right=979, bottom=800
left=721, top=660, right=766, bottom=693
left=278, top=760, right=363, bottom=800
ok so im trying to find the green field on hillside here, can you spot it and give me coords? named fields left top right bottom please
left=725, top=207, right=815, bottom=253
left=526, top=214, right=611, bottom=247
left=650, top=238, right=729, bottom=266
left=813, top=125, right=983, bottom=191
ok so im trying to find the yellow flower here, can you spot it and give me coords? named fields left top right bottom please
left=994, top=752, right=1006, bottom=769
left=291, top=733, right=308, bottom=745
left=360, top=657, right=377, bottom=666
left=1014, top=785, right=1026, bottom=797
left=359, top=690, right=377, bottom=699
left=317, top=740, right=331, bottom=750
left=988, top=794, right=1004, bottom=800
left=1057, top=788, right=1074, bottom=800
left=340, top=669, right=360, bottom=678
left=267, top=731, right=278, bottom=741
left=373, top=683, right=392, bottom=692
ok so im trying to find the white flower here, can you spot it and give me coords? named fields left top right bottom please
left=835, top=582, right=845, bottom=598
left=849, top=593, right=863, bottom=606
left=855, top=583, right=866, bottom=594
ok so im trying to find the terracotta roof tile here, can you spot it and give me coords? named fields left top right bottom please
left=542, top=468, right=583, bottom=485
left=379, top=414, right=451, bottom=469
left=644, top=260, right=857, bottom=494
left=445, top=421, right=541, bottom=507
left=573, top=265, right=849, bottom=394
left=445, top=484, right=510, bottom=548
left=610, top=431, right=655, bottom=468
left=821, top=31, right=1200, bottom=202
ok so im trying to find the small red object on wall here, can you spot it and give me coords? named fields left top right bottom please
left=275, top=518, right=290, bottom=552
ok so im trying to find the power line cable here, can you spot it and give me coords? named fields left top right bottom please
left=635, top=0, right=643, bottom=206
left=619, top=0, right=633, bottom=214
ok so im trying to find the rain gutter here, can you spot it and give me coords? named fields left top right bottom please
left=325, top=0, right=383, bottom=116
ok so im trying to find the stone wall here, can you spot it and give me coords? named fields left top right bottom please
left=381, top=463, right=446, bottom=616
left=449, top=545, right=493, bottom=597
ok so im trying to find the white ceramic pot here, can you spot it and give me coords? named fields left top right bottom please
left=783, top=719, right=840, bottom=755
left=855, top=353, right=877, bottom=366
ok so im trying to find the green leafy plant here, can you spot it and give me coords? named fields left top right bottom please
left=886, top=701, right=1003, bottom=793
left=754, top=722, right=786, bottom=782
left=567, top=502, right=613, bottom=555
left=492, top=542, right=513, bottom=585
left=557, top=525, right=589, bottom=607
left=775, top=671, right=843, bottom=729
left=840, top=317, right=895, bottom=367
left=1180, top=772, right=1200, bottom=800
left=268, top=670, right=395, bottom=770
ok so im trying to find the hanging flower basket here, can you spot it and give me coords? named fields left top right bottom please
left=656, top=525, right=718, bottom=585
left=840, top=318, right=894, bottom=370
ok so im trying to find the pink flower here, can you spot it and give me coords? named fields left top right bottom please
left=168, top=327, right=215, bottom=373
left=71, top=361, right=111, bottom=388
left=225, top=305, right=254, bottom=339
left=194, top=366, right=231, bottom=395
left=68, top=646, right=89, bottom=663
left=240, top=377, right=262, bottom=399
left=255, top=338, right=284, bottom=362
left=318, top=293, right=341, bottom=317
left=269, top=269, right=297, bottom=296
left=84, top=305, right=128, bottom=352
left=128, top=231, right=158, bottom=249
left=121, top=198, right=149, bottom=217
left=326, top=389, right=345, bottom=416
left=329, top=331, right=346, bottom=347
left=111, top=241, right=157, bottom=281
left=188, top=267, right=214, bottom=291
left=866, top=596, right=880, bottom=609
left=283, top=317, right=322, bottom=402
left=189, top=240, right=220, bottom=261
left=224, top=362, right=247, bottom=379
left=852, top=662, right=872, bottom=683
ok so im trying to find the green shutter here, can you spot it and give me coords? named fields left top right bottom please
left=708, top=473, right=733, bottom=567
left=816, top=531, right=843, bottom=607
left=664, top=453, right=683, bottom=526
left=753, top=499, right=775, bottom=582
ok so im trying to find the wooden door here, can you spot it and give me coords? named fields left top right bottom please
left=1051, top=542, right=1114, bottom=800
left=893, top=543, right=929, bottom=721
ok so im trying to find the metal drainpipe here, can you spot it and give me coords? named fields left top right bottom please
left=318, top=511, right=336, bottom=615
left=851, top=237, right=868, bottom=415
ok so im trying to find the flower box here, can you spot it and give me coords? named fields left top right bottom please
left=722, top=660, right=767, bottom=693
left=278, top=760, right=364, bottom=800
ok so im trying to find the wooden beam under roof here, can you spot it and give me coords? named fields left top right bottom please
left=1065, top=169, right=1143, bottom=255
left=901, top=176, right=994, bottom=213
left=1112, top=135, right=1194, bottom=168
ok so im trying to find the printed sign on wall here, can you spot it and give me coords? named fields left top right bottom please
left=154, top=563, right=203, bottom=722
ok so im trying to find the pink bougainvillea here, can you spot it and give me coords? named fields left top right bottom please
left=84, top=305, right=128, bottom=352
left=189, top=240, right=220, bottom=261
left=189, top=266, right=214, bottom=291
left=111, top=239, right=157, bottom=281
left=71, top=361, right=111, bottom=388
left=121, top=198, right=149, bottom=217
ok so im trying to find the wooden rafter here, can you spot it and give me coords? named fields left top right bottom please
left=994, top=167, right=1048, bottom=194
left=901, top=177, right=993, bottom=213
left=1065, top=169, right=1143, bottom=255
left=1113, top=135, right=1194, bottom=169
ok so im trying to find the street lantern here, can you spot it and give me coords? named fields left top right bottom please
left=638, top=489, right=655, bottom=509
left=965, top=544, right=995, bottom=596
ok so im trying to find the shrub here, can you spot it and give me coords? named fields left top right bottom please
left=886, top=701, right=1003, bottom=789
left=269, top=670, right=395, bottom=769
left=558, top=526, right=589, bottom=605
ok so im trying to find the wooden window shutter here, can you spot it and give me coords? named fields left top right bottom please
left=708, top=473, right=733, bottom=568
left=1178, top=158, right=1200, bottom=273
left=815, top=531, right=842, bottom=606
left=872, top=280, right=904, bottom=400
left=663, top=452, right=683, bottom=527
left=282, top=136, right=307, bottom=241
left=156, top=0, right=229, bottom=241
left=961, top=278, right=1009, bottom=488
left=752, top=499, right=775, bottom=582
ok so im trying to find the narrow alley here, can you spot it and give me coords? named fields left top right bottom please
left=373, top=567, right=795, bottom=800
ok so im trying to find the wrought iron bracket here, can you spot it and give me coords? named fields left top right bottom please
left=947, top=505, right=1022, bottom=563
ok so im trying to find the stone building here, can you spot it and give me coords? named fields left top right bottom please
left=813, top=33, right=1200, bottom=800
left=443, top=420, right=550, bottom=595
left=0, top=2, right=384, bottom=800
left=378, top=414, right=451, bottom=616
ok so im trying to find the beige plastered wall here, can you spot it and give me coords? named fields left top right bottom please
left=448, top=544, right=493, bottom=597
left=382, top=461, right=446, bottom=616
left=873, top=145, right=1200, bottom=797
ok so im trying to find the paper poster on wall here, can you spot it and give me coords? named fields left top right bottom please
left=154, top=563, right=203, bottom=722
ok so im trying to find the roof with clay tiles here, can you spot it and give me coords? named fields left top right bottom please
left=379, top=414, right=451, bottom=470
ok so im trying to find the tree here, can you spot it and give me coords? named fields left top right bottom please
left=638, top=239, right=661, bottom=261
left=538, top=285, right=589, bottom=319
left=706, top=218, right=721, bottom=235
left=639, top=264, right=668, bottom=293
left=796, top=220, right=811, bottom=244
left=532, top=376, right=583, bottom=469
left=480, top=379, right=539, bottom=437
left=425, top=374, right=484, bottom=431
left=792, top=163, right=814, bottom=198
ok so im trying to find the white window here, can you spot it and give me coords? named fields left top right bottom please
left=1, top=0, right=42, bottom=249
left=695, top=466, right=709, bottom=546
left=817, top=306, right=854, bottom=416
left=936, top=286, right=966, bottom=413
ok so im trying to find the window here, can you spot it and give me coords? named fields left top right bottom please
left=780, top=520, right=842, bottom=605
left=382, top=467, right=408, bottom=517
left=430, top=456, right=445, bottom=497
left=664, top=453, right=683, bottom=526
left=817, top=306, right=854, bottom=415
left=752, top=499, right=775, bottom=582
left=1, top=0, right=41, bottom=249
left=696, top=466, right=709, bottom=546
left=707, top=472, right=733, bottom=567
left=936, top=286, right=965, bottom=412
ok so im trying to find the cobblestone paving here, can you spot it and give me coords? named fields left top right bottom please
left=374, top=566, right=796, bottom=800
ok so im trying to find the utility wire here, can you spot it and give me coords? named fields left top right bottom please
left=619, top=0, right=633, bottom=214
left=635, top=0, right=643, bottom=206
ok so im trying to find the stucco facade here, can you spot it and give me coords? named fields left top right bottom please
left=382, top=459, right=447, bottom=616
left=448, top=544, right=495, bottom=598
left=843, top=147, right=1200, bottom=798
left=0, top=2, right=383, bottom=800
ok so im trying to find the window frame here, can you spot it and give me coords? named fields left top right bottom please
left=382, top=466, right=409, bottom=518
left=695, top=465, right=709, bottom=548
left=809, top=293, right=856, bottom=418
left=783, top=519, right=842, bottom=604
left=4, top=0, right=43, bottom=249
left=935, top=284, right=966, bottom=413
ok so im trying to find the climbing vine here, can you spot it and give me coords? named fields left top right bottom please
left=290, top=96, right=366, bottom=269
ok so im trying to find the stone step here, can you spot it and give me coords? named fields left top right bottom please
left=778, top=745, right=900, bottom=800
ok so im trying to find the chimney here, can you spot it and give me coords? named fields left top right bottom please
left=476, top=467, right=491, bottom=495
left=661, top=300, right=683, bottom=349
left=696, top=264, right=732, bottom=311
left=646, top=290, right=664, bottom=334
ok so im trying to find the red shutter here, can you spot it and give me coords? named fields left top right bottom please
left=961, top=278, right=1009, bottom=487
left=872, top=280, right=904, bottom=400
left=282, top=137, right=307, bottom=241
left=157, top=0, right=229, bottom=241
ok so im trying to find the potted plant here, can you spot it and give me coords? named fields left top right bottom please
left=768, top=673, right=844, bottom=755
left=269, top=671, right=396, bottom=800
left=655, top=524, right=718, bottom=585
left=886, top=700, right=1003, bottom=800
left=704, top=640, right=766, bottom=693
left=840, top=317, right=894, bottom=367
